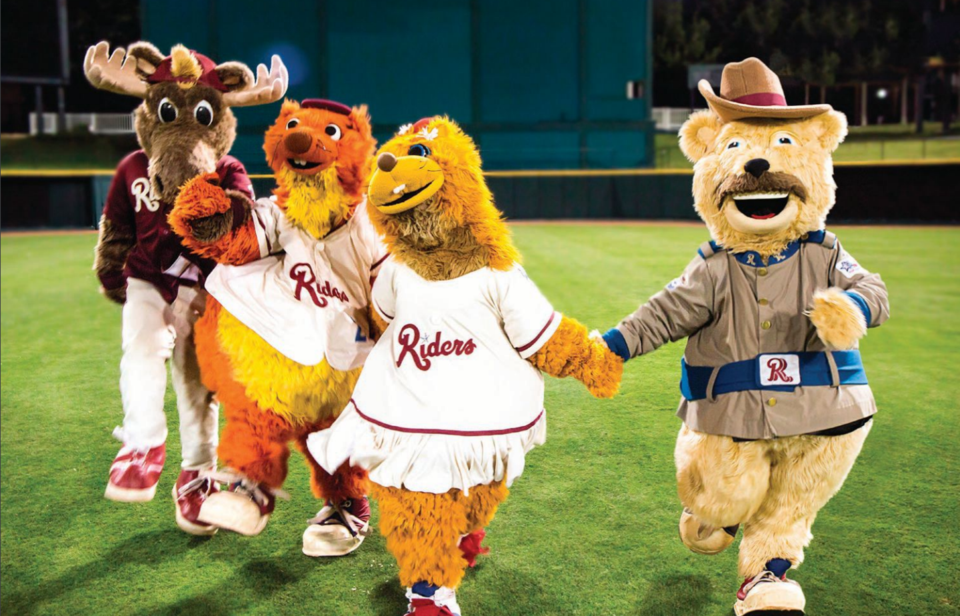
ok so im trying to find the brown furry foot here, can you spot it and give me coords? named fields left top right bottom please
left=807, top=287, right=866, bottom=350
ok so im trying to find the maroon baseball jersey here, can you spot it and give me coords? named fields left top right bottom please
left=99, top=150, right=254, bottom=303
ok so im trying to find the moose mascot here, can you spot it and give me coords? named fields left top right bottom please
left=86, top=41, right=287, bottom=535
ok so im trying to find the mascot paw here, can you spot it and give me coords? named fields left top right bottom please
left=807, top=287, right=866, bottom=350
left=100, top=284, right=127, bottom=304
left=170, top=172, right=233, bottom=243
left=584, top=340, right=623, bottom=399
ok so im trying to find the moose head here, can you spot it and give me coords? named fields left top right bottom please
left=84, top=41, right=288, bottom=203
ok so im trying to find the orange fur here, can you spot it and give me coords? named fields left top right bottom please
left=529, top=316, right=623, bottom=399
left=169, top=173, right=261, bottom=265
left=372, top=482, right=508, bottom=588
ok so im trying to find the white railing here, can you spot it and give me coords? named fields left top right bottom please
left=28, top=112, right=135, bottom=135
left=652, top=107, right=703, bottom=132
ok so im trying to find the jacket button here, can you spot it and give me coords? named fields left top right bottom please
left=759, top=298, right=769, bottom=306
left=767, top=397, right=777, bottom=406
left=761, top=320, right=772, bottom=330
left=758, top=267, right=768, bottom=276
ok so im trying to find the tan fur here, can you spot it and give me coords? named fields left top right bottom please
left=807, top=287, right=867, bottom=350
left=675, top=422, right=871, bottom=577
left=678, top=111, right=848, bottom=258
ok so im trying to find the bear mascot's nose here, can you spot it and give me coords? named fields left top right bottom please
left=284, top=131, right=313, bottom=154
left=744, top=158, right=771, bottom=178
left=378, top=152, right=398, bottom=172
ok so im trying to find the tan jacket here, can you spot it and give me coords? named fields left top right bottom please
left=612, top=230, right=889, bottom=439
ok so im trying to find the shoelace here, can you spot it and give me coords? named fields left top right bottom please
left=306, top=500, right=370, bottom=538
left=739, top=570, right=783, bottom=598
left=177, top=474, right=214, bottom=498
left=110, top=428, right=156, bottom=470
left=200, top=469, right=290, bottom=506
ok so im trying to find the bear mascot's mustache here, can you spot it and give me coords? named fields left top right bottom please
left=715, top=171, right=808, bottom=207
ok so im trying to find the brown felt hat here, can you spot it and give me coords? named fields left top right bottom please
left=699, top=57, right=832, bottom=122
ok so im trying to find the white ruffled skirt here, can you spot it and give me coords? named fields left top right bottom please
left=306, top=402, right=547, bottom=495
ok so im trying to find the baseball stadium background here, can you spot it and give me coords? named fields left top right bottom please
left=1, top=1, right=958, bottom=614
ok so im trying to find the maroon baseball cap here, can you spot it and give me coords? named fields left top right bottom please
left=147, top=48, right=227, bottom=92
left=301, top=99, right=352, bottom=116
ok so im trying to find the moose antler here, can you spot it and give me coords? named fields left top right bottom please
left=83, top=41, right=148, bottom=98
left=223, top=55, right=288, bottom=107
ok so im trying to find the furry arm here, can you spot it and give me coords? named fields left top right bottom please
left=168, top=173, right=261, bottom=265
left=93, top=163, right=137, bottom=304
left=528, top=315, right=622, bottom=399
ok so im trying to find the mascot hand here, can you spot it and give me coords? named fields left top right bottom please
left=100, top=284, right=127, bottom=305
left=169, top=173, right=234, bottom=243
left=807, top=287, right=866, bottom=350
left=583, top=339, right=624, bottom=399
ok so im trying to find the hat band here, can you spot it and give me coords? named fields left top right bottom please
left=732, top=92, right=787, bottom=107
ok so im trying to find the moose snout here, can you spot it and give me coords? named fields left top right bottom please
left=284, top=131, right=313, bottom=154
left=744, top=158, right=771, bottom=178
left=377, top=152, right=398, bottom=172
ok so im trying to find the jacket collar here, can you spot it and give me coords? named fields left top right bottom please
left=714, top=229, right=826, bottom=268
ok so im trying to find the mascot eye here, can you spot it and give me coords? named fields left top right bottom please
left=775, top=134, right=796, bottom=146
left=726, top=140, right=742, bottom=150
left=286, top=118, right=299, bottom=129
left=408, top=144, right=431, bottom=157
left=194, top=100, right=214, bottom=126
left=158, top=98, right=178, bottom=123
left=325, top=124, right=342, bottom=141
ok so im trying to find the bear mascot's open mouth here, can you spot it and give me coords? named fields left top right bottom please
left=717, top=171, right=808, bottom=220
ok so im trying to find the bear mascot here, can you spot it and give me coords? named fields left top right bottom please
left=168, top=99, right=383, bottom=557
left=85, top=40, right=287, bottom=536
left=307, top=117, right=623, bottom=616
left=601, top=58, right=890, bottom=615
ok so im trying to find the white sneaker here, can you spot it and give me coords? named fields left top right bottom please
left=679, top=508, right=738, bottom=555
left=734, top=570, right=805, bottom=615
left=302, top=497, right=371, bottom=557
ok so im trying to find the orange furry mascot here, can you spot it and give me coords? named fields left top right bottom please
left=168, top=99, right=383, bottom=556
left=308, top=117, right=623, bottom=615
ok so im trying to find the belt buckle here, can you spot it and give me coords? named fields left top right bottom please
left=759, top=353, right=800, bottom=386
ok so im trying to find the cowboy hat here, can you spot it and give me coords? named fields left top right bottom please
left=699, top=57, right=831, bottom=122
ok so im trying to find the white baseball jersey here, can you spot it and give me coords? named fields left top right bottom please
left=204, top=197, right=388, bottom=369
left=353, top=259, right=561, bottom=434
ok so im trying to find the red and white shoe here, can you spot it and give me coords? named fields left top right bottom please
left=173, top=469, right=220, bottom=536
left=104, top=441, right=166, bottom=502
left=302, top=496, right=371, bottom=557
left=459, top=529, right=490, bottom=567
left=404, top=585, right=461, bottom=616
left=195, top=470, right=288, bottom=536
left=734, top=570, right=806, bottom=615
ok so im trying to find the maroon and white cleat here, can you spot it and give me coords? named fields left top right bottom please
left=734, top=570, right=806, bottom=615
left=195, top=470, right=288, bottom=536
left=173, top=470, right=220, bottom=536
left=404, top=585, right=461, bottom=616
left=104, top=442, right=166, bottom=502
left=302, top=496, right=371, bottom=557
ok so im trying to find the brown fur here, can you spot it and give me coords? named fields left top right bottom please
left=93, top=215, right=135, bottom=303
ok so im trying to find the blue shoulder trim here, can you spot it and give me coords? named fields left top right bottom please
left=804, top=229, right=827, bottom=245
left=845, top=291, right=872, bottom=325
left=602, top=328, right=631, bottom=362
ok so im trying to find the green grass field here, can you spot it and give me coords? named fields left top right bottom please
left=2, top=226, right=958, bottom=615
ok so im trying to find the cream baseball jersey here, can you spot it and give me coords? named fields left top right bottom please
left=353, top=259, right=561, bottom=434
left=204, top=198, right=388, bottom=369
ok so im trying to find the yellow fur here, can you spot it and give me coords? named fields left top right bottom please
left=216, top=307, right=360, bottom=425
left=170, top=44, right=202, bottom=87
left=807, top=287, right=867, bottom=350
left=675, top=422, right=871, bottom=577
left=278, top=166, right=353, bottom=240
left=679, top=110, right=847, bottom=257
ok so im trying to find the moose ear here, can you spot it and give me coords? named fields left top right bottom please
left=126, top=41, right=164, bottom=78
left=679, top=110, right=721, bottom=163
left=808, top=110, right=848, bottom=153
left=214, top=61, right=255, bottom=92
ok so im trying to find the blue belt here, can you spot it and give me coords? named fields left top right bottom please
left=680, top=351, right=868, bottom=402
